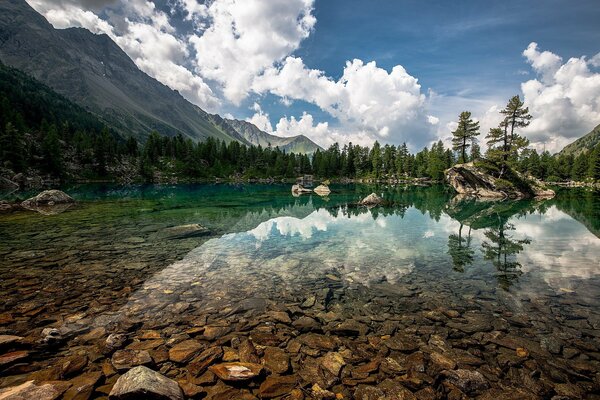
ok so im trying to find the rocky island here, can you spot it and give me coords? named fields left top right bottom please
left=445, top=161, right=555, bottom=199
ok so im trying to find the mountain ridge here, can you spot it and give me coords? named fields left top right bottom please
left=224, top=119, right=322, bottom=154
left=559, top=123, right=600, bottom=156
left=0, top=0, right=318, bottom=154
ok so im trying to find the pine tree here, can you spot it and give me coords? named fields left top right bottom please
left=451, top=111, right=480, bottom=163
left=588, top=145, right=600, bottom=181
left=486, top=95, right=531, bottom=173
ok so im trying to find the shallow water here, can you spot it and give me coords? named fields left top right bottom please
left=0, top=184, right=599, bottom=399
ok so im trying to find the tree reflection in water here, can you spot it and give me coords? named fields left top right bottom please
left=481, top=216, right=531, bottom=290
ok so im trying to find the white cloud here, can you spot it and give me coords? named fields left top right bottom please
left=189, top=0, right=316, bottom=104
left=521, top=42, right=600, bottom=153
left=246, top=103, right=273, bottom=132
left=27, top=0, right=220, bottom=111
left=274, top=113, right=329, bottom=140
left=253, top=57, right=435, bottom=148
left=27, top=0, right=437, bottom=148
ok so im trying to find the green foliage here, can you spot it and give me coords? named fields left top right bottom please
left=451, top=111, right=480, bottom=163
left=486, top=95, right=531, bottom=171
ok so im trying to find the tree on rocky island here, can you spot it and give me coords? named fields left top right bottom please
left=486, top=95, right=531, bottom=175
left=452, top=111, right=480, bottom=163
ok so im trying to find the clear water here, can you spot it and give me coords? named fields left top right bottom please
left=0, top=184, right=599, bottom=397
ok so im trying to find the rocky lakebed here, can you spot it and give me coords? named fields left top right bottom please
left=0, top=184, right=599, bottom=400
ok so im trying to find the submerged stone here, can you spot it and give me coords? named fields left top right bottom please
left=209, top=362, right=263, bottom=381
left=109, top=366, right=183, bottom=400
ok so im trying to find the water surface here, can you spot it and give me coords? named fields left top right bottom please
left=0, top=184, right=599, bottom=399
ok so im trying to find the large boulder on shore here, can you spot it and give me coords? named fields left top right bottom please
left=22, top=190, right=75, bottom=207
left=445, top=161, right=554, bottom=199
left=21, top=190, right=75, bottom=215
left=109, top=366, right=183, bottom=400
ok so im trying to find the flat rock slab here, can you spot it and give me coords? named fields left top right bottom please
left=111, top=349, right=152, bottom=371
left=0, top=350, right=28, bottom=366
left=0, top=335, right=23, bottom=347
left=109, top=366, right=183, bottom=400
left=209, top=362, right=263, bottom=381
left=0, top=380, right=70, bottom=400
left=259, top=375, right=298, bottom=398
left=168, top=339, right=203, bottom=363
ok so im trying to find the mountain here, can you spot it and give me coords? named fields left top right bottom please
left=225, top=119, right=322, bottom=154
left=0, top=0, right=258, bottom=145
left=559, top=123, right=600, bottom=156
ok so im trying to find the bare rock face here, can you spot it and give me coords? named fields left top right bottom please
left=359, top=193, right=383, bottom=206
left=109, top=366, right=183, bottom=400
left=21, top=190, right=75, bottom=214
left=445, top=161, right=555, bottom=199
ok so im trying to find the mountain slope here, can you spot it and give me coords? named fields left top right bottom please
left=225, top=119, right=322, bottom=154
left=559, top=123, right=600, bottom=156
left=0, top=0, right=250, bottom=145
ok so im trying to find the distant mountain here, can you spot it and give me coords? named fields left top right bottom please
left=0, top=0, right=257, bottom=145
left=559, top=123, right=600, bottom=156
left=225, top=119, right=322, bottom=154
left=0, top=0, right=321, bottom=154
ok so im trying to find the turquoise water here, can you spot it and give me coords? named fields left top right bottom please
left=0, top=184, right=599, bottom=398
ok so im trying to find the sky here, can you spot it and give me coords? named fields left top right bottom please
left=26, top=0, right=600, bottom=152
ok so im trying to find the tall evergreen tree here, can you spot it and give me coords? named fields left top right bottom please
left=451, top=111, right=480, bottom=163
left=486, top=95, right=531, bottom=173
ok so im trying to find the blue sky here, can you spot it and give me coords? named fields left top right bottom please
left=28, top=0, right=600, bottom=151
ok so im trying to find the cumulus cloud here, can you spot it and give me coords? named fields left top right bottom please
left=521, top=42, right=600, bottom=152
left=26, top=0, right=220, bottom=111
left=27, top=0, right=438, bottom=147
left=253, top=57, right=435, bottom=147
left=189, top=0, right=316, bottom=104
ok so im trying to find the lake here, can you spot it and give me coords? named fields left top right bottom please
left=0, top=184, right=599, bottom=399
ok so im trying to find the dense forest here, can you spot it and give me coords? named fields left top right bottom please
left=1, top=62, right=599, bottom=185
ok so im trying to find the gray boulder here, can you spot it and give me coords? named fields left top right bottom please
left=109, top=366, right=183, bottom=400
left=22, top=189, right=75, bottom=206
left=21, top=190, right=75, bottom=215
left=359, top=193, right=383, bottom=206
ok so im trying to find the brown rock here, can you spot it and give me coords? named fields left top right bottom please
left=111, top=349, right=152, bottom=371
left=298, top=333, right=337, bottom=350
left=209, top=362, right=263, bottom=381
left=64, top=371, right=102, bottom=400
left=384, top=335, right=419, bottom=352
left=293, top=316, right=320, bottom=332
left=258, top=375, right=298, bottom=398
left=0, top=380, right=69, bottom=400
left=0, top=350, right=28, bottom=366
left=203, top=326, right=232, bottom=341
left=239, top=339, right=260, bottom=363
left=320, top=352, right=345, bottom=377
left=109, top=366, right=183, bottom=400
left=169, top=340, right=203, bottom=363
left=0, top=335, right=23, bottom=348
left=60, top=354, right=88, bottom=377
left=429, top=352, right=456, bottom=372
left=441, top=369, right=489, bottom=394
left=262, top=347, right=290, bottom=374
left=188, top=346, right=223, bottom=376
left=265, top=311, right=292, bottom=324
